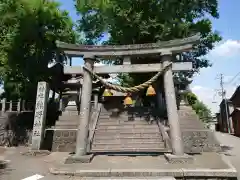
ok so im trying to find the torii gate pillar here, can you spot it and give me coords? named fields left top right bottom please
left=66, top=55, right=95, bottom=163
left=162, top=53, right=192, bottom=162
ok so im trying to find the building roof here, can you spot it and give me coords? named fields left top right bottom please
left=230, top=107, right=240, bottom=117
left=219, top=99, right=232, bottom=107
left=230, top=85, right=240, bottom=101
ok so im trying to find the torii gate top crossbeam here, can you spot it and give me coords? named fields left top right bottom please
left=56, top=34, right=200, bottom=58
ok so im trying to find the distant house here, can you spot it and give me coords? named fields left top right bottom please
left=215, top=112, right=221, bottom=131
left=230, top=86, right=240, bottom=136
left=231, top=108, right=240, bottom=136
left=230, top=86, right=240, bottom=107
left=218, top=99, right=234, bottom=133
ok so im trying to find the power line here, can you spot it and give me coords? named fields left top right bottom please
left=225, top=71, right=240, bottom=86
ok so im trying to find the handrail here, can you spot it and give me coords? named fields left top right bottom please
left=157, top=119, right=172, bottom=150
left=87, top=103, right=102, bottom=152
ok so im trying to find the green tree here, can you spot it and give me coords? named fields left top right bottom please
left=192, top=100, right=212, bottom=123
left=184, top=92, right=212, bottom=123
left=75, top=0, right=221, bottom=85
left=0, top=0, right=76, bottom=100
left=186, top=92, right=198, bottom=106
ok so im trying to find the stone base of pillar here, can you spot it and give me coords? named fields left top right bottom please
left=21, top=150, right=51, bottom=157
left=164, top=153, right=194, bottom=164
left=65, top=154, right=94, bottom=164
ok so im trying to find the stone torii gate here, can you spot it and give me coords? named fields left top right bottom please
left=56, top=34, right=200, bottom=162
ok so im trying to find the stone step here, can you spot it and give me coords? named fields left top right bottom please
left=96, top=124, right=159, bottom=130
left=54, top=124, right=78, bottom=129
left=94, top=132, right=162, bottom=139
left=179, top=117, right=200, bottom=121
left=91, top=146, right=167, bottom=152
left=180, top=122, right=204, bottom=126
left=93, top=137, right=162, bottom=144
left=54, top=125, right=78, bottom=129
left=179, top=114, right=198, bottom=117
left=179, top=122, right=204, bottom=126
left=100, top=111, right=110, bottom=114
left=180, top=124, right=204, bottom=127
left=58, top=117, right=79, bottom=121
left=180, top=118, right=202, bottom=121
left=91, top=142, right=165, bottom=149
left=180, top=121, right=204, bottom=124
left=97, top=120, right=157, bottom=125
left=180, top=127, right=204, bottom=130
left=180, top=119, right=202, bottom=122
left=99, top=117, right=154, bottom=122
left=55, top=121, right=78, bottom=126
left=179, top=115, right=199, bottom=118
left=95, top=128, right=160, bottom=134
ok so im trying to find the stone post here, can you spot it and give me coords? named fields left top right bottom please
left=59, top=98, right=63, bottom=112
left=17, top=99, right=21, bottom=112
left=162, top=54, right=185, bottom=157
left=94, top=94, right=98, bottom=109
left=31, top=82, right=49, bottom=150
left=75, top=55, right=94, bottom=157
left=1, top=98, right=6, bottom=112
left=9, top=100, right=13, bottom=111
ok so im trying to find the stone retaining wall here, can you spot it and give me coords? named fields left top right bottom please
left=182, top=130, right=222, bottom=154
left=46, top=129, right=77, bottom=152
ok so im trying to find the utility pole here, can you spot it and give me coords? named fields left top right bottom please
left=218, top=74, right=231, bottom=133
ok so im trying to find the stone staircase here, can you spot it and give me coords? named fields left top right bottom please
left=49, top=101, right=95, bottom=152
left=53, top=103, right=94, bottom=129
left=90, top=108, right=168, bottom=153
left=178, top=102, right=221, bottom=153
left=54, top=114, right=79, bottom=129
left=178, top=104, right=205, bottom=130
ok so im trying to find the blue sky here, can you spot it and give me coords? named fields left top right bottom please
left=58, top=0, right=240, bottom=113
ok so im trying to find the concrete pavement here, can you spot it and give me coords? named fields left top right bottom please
left=214, top=131, right=240, bottom=179
left=0, top=131, right=240, bottom=180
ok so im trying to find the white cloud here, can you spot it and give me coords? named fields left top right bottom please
left=191, top=85, right=237, bottom=114
left=191, top=85, right=204, bottom=91
left=209, top=40, right=240, bottom=57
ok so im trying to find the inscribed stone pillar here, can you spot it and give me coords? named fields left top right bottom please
left=31, top=82, right=49, bottom=150
left=162, top=54, right=184, bottom=156
left=75, top=55, right=94, bottom=156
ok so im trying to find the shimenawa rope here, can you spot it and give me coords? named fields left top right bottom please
left=83, top=62, right=172, bottom=93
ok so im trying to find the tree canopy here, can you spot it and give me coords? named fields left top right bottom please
left=0, top=0, right=76, bottom=100
left=0, top=0, right=222, bottom=107
left=75, top=0, right=222, bottom=85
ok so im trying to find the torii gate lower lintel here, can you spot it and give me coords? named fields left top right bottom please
left=56, top=34, right=200, bottom=162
